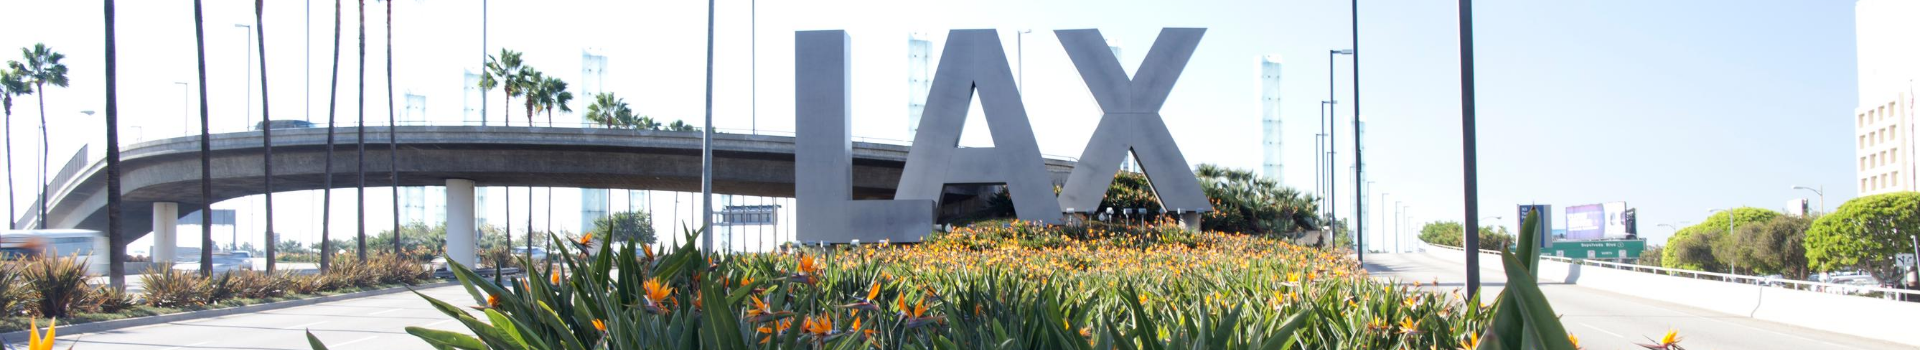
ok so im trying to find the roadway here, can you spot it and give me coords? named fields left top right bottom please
left=1364, top=248, right=1915, bottom=350
left=44, top=285, right=472, bottom=349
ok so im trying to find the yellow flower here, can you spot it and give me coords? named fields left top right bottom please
left=802, top=315, right=833, bottom=336
left=27, top=318, right=55, bottom=350
left=1397, top=317, right=1421, bottom=334
left=550, top=272, right=561, bottom=285
left=592, top=319, right=606, bottom=332
left=1568, top=334, right=1581, bottom=349
left=643, top=278, right=675, bottom=314
left=578, top=232, right=594, bottom=246
left=1460, top=333, right=1480, bottom=349
left=1657, top=329, right=1680, bottom=345
left=865, top=280, right=882, bottom=302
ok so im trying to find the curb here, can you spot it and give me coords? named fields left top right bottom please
left=0, top=280, right=458, bottom=343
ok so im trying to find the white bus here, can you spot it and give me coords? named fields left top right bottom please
left=1, top=229, right=111, bottom=275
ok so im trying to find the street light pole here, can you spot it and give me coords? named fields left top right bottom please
left=1351, top=0, right=1365, bottom=267
left=1327, top=49, right=1353, bottom=259
left=235, top=24, right=253, bottom=131
left=1792, top=185, right=1825, bottom=214
left=1457, top=0, right=1483, bottom=298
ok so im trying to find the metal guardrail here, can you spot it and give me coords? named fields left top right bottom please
left=1421, top=242, right=1920, bottom=300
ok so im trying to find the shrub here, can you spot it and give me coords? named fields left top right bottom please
left=19, top=257, right=91, bottom=317
left=140, top=268, right=205, bottom=308
left=225, top=270, right=285, bottom=300
left=84, top=285, right=135, bottom=314
left=0, top=261, right=24, bottom=316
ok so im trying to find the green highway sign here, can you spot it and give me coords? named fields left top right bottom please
left=1548, top=239, right=1646, bottom=260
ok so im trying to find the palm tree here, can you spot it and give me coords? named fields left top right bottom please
left=192, top=0, right=217, bottom=276
left=480, top=49, right=523, bottom=127
left=384, top=0, right=400, bottom=255
left=479, top=50, right=523, bottom=268
left=319, top=0, right=344, bottom=272
left=354, top=0, right=368, bottom=262
left=535, top=76, right=569, bottom=261
left=10, top=43, right=69, bottom=230
left=252, top=0, right=278, bottom=274
left=516, top=69, right=542, bottom=262
left=582, top=93, right=626, bottom=128
left=0, top=70, right=28, bottom=230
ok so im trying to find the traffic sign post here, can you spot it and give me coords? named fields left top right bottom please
left=1896, top=253, right=1915, bottom=268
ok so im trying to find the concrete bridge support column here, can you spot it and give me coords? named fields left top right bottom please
left=445, top=179, right=476, bottom=267
left=151, top=202, right=178, bottom=264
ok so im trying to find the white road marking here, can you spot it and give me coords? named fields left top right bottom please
left=369, top=308, right=406, bottom=316
left=157, top=339, right=216, bottom=350
left=1578, top=322, right=1624, bottom=339
left=327, top=335, right=382, bottom=347
left=280, top=320, right=330, bottom=330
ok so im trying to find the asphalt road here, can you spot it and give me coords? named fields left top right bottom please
left=44, top=285, right=474, bottom=349
left=1365, top=248, right=1915, bottom=350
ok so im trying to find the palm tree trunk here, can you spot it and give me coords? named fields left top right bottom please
left=104, top=0, right=128, bottom=289
left=320, top=0, right=342, bottom=272
left=355, top=0, right=367, bottom=262
left=386, top=0, right=400, bottom=256
left=7, top=108, right=14, bottom=230
left=253, top=0, right=276, bottom=274
left=36, top=86, right=46, bottom=230
left=192, top=0, right=216, bottom=276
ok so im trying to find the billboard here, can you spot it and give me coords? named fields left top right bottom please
left=1516, top=204, right=1552, bottom=248
left=1603, top=202, right=1629, bottom=238
left=1565, top=204, right=1605, bottom=240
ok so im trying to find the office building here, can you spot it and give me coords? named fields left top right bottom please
left=1855, top=0, right=1919, bottom=195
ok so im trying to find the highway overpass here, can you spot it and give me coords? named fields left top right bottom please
left=17, top=125, right=1078, bottom=246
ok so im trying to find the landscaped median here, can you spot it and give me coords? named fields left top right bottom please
left=305, top=219, right=1594, bottom=349
left=0, top=252, right=446, bottom=334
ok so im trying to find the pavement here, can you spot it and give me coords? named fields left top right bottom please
left=41, top=285, right=475, bottom=350
left=1365, top=248, right=1917, bottom=350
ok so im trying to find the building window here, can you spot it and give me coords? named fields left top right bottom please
left=1861, top=114, right=1868, bottom=127
left=1864, top=178, right=1870, bottom=192
left=1862, top=135, right=1869, bottom=149
left=1896, top=172, right=1902, bottom=187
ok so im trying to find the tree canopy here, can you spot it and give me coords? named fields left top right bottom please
left=1807, top=192, right=1920, bottom=283
left=1194, top=164, right=1319, bottom=235
left=592, top=211, right=657, bottom=244
left=1662, top=207, right=1778, bottom=271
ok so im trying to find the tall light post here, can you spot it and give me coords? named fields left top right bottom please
left=1792, top=185, right=1825, bottom=214
left=700, top=0, right=716, bottom=252
left=1457, top=0, right=1483, bottom=297
left=1326, top=49, right=1353, bottom=259
left=1349, top=0, right=1366, bottom=268
left=235, top=24, right=252, bottom=131
left=1378, top=190, right=1388, bottom=253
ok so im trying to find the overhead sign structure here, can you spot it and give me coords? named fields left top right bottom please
left=1517, top=204, right=1552, bottom=248
left=1549, top=239, right=1645, bottom=260
left=797, top=29, right=1214, bottom=243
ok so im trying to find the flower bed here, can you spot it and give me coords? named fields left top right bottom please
left=378, top=222, right=1507, bottom=349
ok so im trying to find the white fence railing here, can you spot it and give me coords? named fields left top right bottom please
left=1422, top=241, right=1920, bottom=300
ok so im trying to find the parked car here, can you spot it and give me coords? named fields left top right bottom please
left=508, top=247, right=548, bottom=262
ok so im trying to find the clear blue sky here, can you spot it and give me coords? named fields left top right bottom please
left=0, top=0, right=1860, bottom=249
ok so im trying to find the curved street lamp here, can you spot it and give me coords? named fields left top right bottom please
left=1791, top=185, right=1825, bottom=214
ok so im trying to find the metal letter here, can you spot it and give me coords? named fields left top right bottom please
left=896, top=30, right=1064, bottom=224
left=1055, top=28, right=1213, bottom=214
left=796, top=30, right=935, bottom=243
